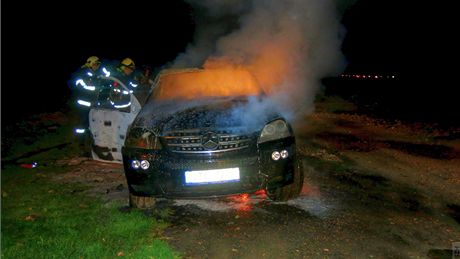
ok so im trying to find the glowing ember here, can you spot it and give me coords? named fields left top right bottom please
left=240, top=193, right=249, bottom=202
left=253, top=189, right=267, bottom=197
left=227, top=193, right=250, bottom=203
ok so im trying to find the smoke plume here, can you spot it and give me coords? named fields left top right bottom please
left=172, top=0, right=351, bottom=124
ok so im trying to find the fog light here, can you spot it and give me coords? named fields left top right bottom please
left=280, top=150, right=289, bottom=159
left=271, top=151, right=281, bottom=161
left=140, top=160, right=150, bottom=170
left=131, top=160, right=140, bottom=169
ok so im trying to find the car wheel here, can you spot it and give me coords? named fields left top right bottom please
left=266, top=157, right=304, bottom=201
left=129, top=192, right=156, bottom=209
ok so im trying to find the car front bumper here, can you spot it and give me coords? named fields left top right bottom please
left=122, top=137, right=296, bottom=198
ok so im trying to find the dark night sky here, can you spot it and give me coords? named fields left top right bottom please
left=2, top=0, right=195, bottom=124
left=1, top=0, right=456, bottom=125
left=341, top=1, right=451, bottom=75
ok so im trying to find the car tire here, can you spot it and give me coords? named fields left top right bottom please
left=266, top=157, right=304, bottom=201
left=129, top=192, right=156, bottom=209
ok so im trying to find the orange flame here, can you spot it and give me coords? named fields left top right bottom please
left=153, top=67, right=262, bottom=101
left=155, top=29, right=303, bottom=101
left=203, top=28, right=304, bottom=97
left=203, top=56, right=284, bottom=95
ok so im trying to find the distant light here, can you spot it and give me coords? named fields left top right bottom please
left=392, top=75, right=395, bottom=78
left=123, top=90, right=130, bottom=95
left=87, top=72, right=93, bottom=77
left=129, top=82, right=138, bottom=88
left=375, top=76, right=378, bottom=79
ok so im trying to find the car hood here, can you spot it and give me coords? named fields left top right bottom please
left=131, top=96, right=280, bottom=135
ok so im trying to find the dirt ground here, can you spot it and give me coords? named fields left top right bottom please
left=54, top=111, right=460, bottom=258
left=53, top=158, right=129, bottom=202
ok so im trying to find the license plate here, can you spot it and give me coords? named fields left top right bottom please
left=185, top=168, right=240, bottom=185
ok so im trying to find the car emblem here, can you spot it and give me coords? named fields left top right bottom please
left=201, top=132, right=219, bottom=150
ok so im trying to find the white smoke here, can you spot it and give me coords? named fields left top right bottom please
left=172, top=0, right=351, bottom=125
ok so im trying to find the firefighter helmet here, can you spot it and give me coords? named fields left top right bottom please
left=82, top=56, right=101, bottom=68
left=121, top=58, right=135, bottom=69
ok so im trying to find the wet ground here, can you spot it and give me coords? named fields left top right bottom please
left=53, top=110, right=460, bottom=258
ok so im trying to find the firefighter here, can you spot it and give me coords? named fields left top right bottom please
left=105, top=58, right=139, bottom=111
left=137, top=65, right=154, bottom=86
left=70, top=56, right=102, bottom=155
left=117, top=58, right=138, bottom=90
left=119, top=58, right=136, bottom=77
left=134, top=65, right=155, bottom=105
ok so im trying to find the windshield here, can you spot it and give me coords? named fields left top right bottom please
left=150, top=68, right=263, bottom=101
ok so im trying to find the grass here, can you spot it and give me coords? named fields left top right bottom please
left=1, top=113, right=180, bottom=258
left=1, top=164, right=179, bottom=259
left=2, top=122, right=78, bottom=163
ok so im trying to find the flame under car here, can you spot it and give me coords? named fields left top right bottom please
left=122, top=68, right=303, bottom=208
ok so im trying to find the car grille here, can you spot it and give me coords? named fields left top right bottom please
left=163, top=129, right=255, bottom=153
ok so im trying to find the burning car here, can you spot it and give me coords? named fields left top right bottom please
left=122, top=68, right=303, bottom=208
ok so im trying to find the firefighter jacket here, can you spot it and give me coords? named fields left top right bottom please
left=98, top=66, right=138, bottom=112
left=72, top=67, right=101, bottom=110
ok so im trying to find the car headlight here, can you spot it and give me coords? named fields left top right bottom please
left=125, top=127, right=162, bottom=150
left=258, top=119, right=291, bottom=143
